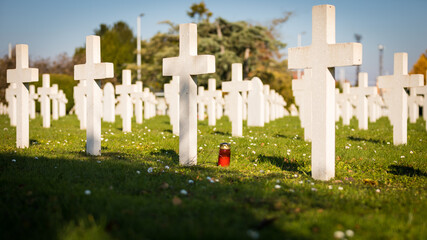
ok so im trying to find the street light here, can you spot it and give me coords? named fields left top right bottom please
left=297, top=31, right=306, bottom=79
left=137, top=13, right=144, bottom=81
left=378, top=44, right=384, bottom=77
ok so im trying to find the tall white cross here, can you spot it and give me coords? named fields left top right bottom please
left=164, top=76, right=180, bottom=135
left=407, top=87, right=423, bottom=123
left=116, top=70, right=135, bottom=132
left=163, top=23, right=215, bottom=165
left=222, top=63, right=252, bottom=137
left=5, top=83, right=17, bottom=126
left=350, top=72, right=376, bottom=129
left=292, top=69, right=312, bottom=141
left=6, top=44, right=39, bottom=148
left=29, top=85, right=38, bottom=119
left=74, top=35, right=114, bottom=155
left=288, top=5, right=362, bottom=180
left=38, top=74, right=53, bottom=128
left=378, top=52, right=423, bottom=145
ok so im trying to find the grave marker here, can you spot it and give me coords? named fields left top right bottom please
left=29, top=85, right=38, bottom=119
left=407, top=87, right=423, bottom=123
left=415, top=80, right=427, bottom=131
left=164, top=76, right=180, bottom=135
left=73, top=80, right=87, bottom=129
left=197, top=86, right=206, bottom=120
left=292, top=69, right=312, bottom=141
left=247, top=77, right=264, bottom=127
left=222, top=63, right=252, bottom=137
left=50, top=84, right=60, bottom=120
left=205, top=78, right=217, bottom=126
left=350, top=72, right=376, bottom=129
left=132, top=81, right=144, bottom=124
left=6, top=44, right=38, bottom=148
left=58, top=90, right=68, bottom=117
left=38, top=74, right=53, bottom=128
left=378, top=53, right=423, bottom=145
left=103, top=82, right=115, bottom=123
left=74, top=36, right=114, bottom=155
left=263, top=85, right=270, bottom=124
left=163, top=23, right=215, bottom=165
left=116, top=70, right=135, bottom=132
left=5, top=83, right=17, bottom=126
left=288, top=4, right=362, bottom=180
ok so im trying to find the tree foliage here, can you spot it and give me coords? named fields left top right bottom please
left=410, top=50, right=427, bottom=85
left=187, top=1, right=212, bottom=22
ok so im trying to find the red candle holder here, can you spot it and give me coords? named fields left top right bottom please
left=218, top=143, right=231, bottom=167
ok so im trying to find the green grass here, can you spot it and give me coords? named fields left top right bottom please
left=0, top=114, right=426, bottom=240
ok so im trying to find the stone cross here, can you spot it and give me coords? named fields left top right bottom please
left=102, top=82, right=115, bottom=123
left=242, top=90, right=248, bottom=121
left=204, top=78, right=217, bottom=126
left=367, top=92, right=383, bottom=123
left=6, top=44, right=39, bottom=148
left=163, top=23, right=215, bottom=165
left=247, top=77, right=264, bottom=127
left=350, top=72, right=376, bottom=129
left=263, top=85, right=270, bottom=124
left=290, top=104, right=299, bottom=116
left=131, top=81, right=145, bottom=124
left=74, top=35, right=114, bottom=155
left=6, top=83, right=17, bottom=126
left=38, top=74, right=53, bottom=128
left=215, top=90, right=224, bottom=120
left=148, top=91, right=157, bottom=118
left=288, top=4, right=362, bottom=180
left=292, top=69, right=312, bottom=141
left=29, top=85, right=38, bottom=119
left=164, top=76, right=180, bottom=135
left=335, top=88, right=341, bottom=122
left=378, top=52, right=423, bottom=145
left=415, top=80, right=427, bottom=131
left=73, top=80, right=87, bottom=130
left=143, top=88, right=153, bottom=119
left=197, top=86, right=206, bottom=121
left=269, top=89, right=277, bottom=121
left=58, top=90, right=68, bottom=117
left=222, top=63, right=252, bottom=137
left=116, top=70, right=135, bottom=132
left=407, top=87, right=423, bottom=123
left=338, top=82, right=355, bottom=126
left=50, top=84, right=60, bottom=120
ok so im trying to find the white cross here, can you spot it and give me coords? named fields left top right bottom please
left=143, top=88, right=153, bottom=119
left=162, top=23, right=215, bottom=166
left=6, top=83, right=17, bottom=126
left=116, top=70, right=135, bottom=132
left=263, top=85, right=270, bottom=124
left=367, top=90, right=383, bottom=123
left=102, top=82, right=116, bottom=123
left=350, top=72, right=376, bottom=129
left=58, top=90, right=68, bottom=117
left=6, top=44, right=38, bottom=148
left=131, top=81, right=145, bottom=124
left=38, top=74, right=54, bottom=128
left=407, top=87, right=423, bottom=123
left=29, top=85, right=38, bottom=119
left=215, top=89, right=224, bottom=120
left=247, top=77, right=264, bottom=127
left=74, top=35, right=114, bottom=155
left=164, top=76, right=180, bottom=135
left=50, top=84, right=60, bottom=121
left=197, top=86, right=206, bottom=121
left=222, top=63, right=252, bottom=136
left=292, top=69, right=312, bottom=141
left=415, top=77, right=427, bottom=131
left=73, top=80, right=87, bottom=129
left=204, top=78, right=217, bottom=126
left=378, top=52, right=423, bottom=145
left=338, top=82, right=356, bottom=126
left=288, top=5, right=362, bottom=180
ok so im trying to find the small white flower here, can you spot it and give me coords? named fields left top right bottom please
left=387, top=142, right=390, bottom=145
left=274, top=184, right=281, bottom=189
left=303, top=153, right=306, bottom=157
left=136, top=170, right=141, bottom=174
left=84, top=190, right=91, bottom=195
left=410, top=151, right=413, bottom=154
left=247, top=229, right=260, bottom=239
left=311, top=182, right=314, bottom=186
left=188, top=180, right=194, bottom=184
left=35, top=157, right=38, bottom=160
left=252, top=151, right=256, bottom=154
left=328, top=185, right=333, bottom=190
left=165, top=166, right=170, bottom=170
left=97, top=161, right=101, bottom=163
left=253, top=163, right=257, bottom=166
left=199, top=147, right=203, bottom=150
left=147, top=167, right=153, bottom=173
left=400, top=155, right=405, bottom=159
left=276, top=180, right=280, bottom=183
left=338, top=186, right=343, bottom=191
left=376, top=189, right=381, bottom=193
left=180, top=189, right=188, bottom=195
left=311, top=187, right=317, bottom=192
left=334, top=231, right=345, bottom=239
left=11, top=159, right=16, bottom=162
left=299, top=181, right=303, bottom=184
left=345, top=229, right=354, bottom=237
left=294, top=174, right=298, bottom=178
left=289, top=189, right=295, bottom=192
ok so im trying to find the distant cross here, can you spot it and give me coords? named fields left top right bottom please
left=222, top=63, right=252, bottom=137
left=197, top=86, right=206, bottom=121
left=102, top=82, right=116, bottom=123
left=163, top=23, right=215, bottom=166
left=338, top=82, right=355, bottom=126
left=292, top=69, right=312, bottom=141
left=116, top=70, right=135, bottom=132
left=143, top=88, right=153, bottom=120
left=50, top=84, right=60, bottom=120
left=204, top=78, right=217, bottom=126
left=367, top=89, right=383, bottom=123
left=263, top=85, right=270, bottom=124
left=378, top=52, right=423, bottom=145
left=416, top=77, right=427, bottom=131
left=58, top=90, right=68, bottom=117
left=215, top=89, right=224, bottom=120
left=288, top=5, right=362, bottom=180
left=407, top=87, right=423, bottom=123
left=164, top=76, right=180, bottom=135
left=29, top=85, right=38, bottom=119
left=350, top=72, right=376, bottom=129
left=73, top=80, right=87, bottom=130
left=247, top=77, right=265, bottom=127
left=38, top=74, right=53, bottom=128
left=6, top=44, right=39, bottom=148
left=5, top=83, right=17, bottom=126
left=131, top=81, right=145, bottom=124
left=74, top=36, right=114, bottom=155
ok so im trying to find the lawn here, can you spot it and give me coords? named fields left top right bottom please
left=0, top=114, right=426, bottom=240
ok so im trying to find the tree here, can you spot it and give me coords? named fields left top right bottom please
left=187, top=1, right=212, bottom=22
left=410, top=50, right=427, bottom=85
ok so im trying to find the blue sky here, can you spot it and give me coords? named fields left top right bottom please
left=1, top=0, right=426, bottom=85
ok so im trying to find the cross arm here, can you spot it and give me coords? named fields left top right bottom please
left=7, top=68, right=38, bottom=83
left=288, top=46, right=311, bottom=69
left=328, top=43, right=362, bottom=67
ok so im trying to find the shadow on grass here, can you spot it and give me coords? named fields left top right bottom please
left=213, top=131, right=230, bottom=136
left=274, top=134, right=302, bottom=140
left=347, top=136, right=384, bottom=144
left=163, top=129, right=173, bottom=134
left=150, top=149, right=179, bottom=162
left=387, top=165, right=427, bottom=177
left=257, top=154, right=308, bottom=174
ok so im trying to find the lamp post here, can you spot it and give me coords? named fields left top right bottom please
left=355, top=34, right=362, bottom=85
left=297, top=32, right=305, bottom=79
left=378, top=44, right=384, bottom=77
left=137, top=13, right=144, bottom=81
